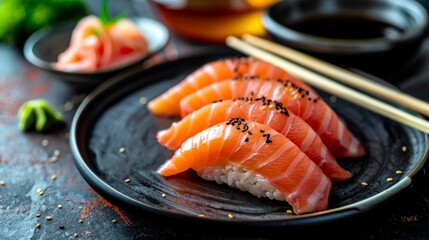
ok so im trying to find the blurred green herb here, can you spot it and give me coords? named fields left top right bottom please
left=100, top=0, right=111, bottom=26
left=99, top=0, right=126, bottom=26
left=0, top=0, right=88, bottom=47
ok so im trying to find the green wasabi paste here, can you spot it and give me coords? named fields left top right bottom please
left=18, top=99, right=63, bottom=132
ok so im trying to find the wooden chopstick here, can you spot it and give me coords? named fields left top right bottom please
left=242, top=34, right=429, bottom=117
left=225, top=36, right=429, bottom=134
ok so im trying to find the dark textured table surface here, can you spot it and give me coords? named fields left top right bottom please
left=1, top=1, right=429, bottom=240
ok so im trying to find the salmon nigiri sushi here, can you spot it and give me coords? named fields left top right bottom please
left=158, top=118, right=332, bottom=214
left=180, top=77, right=365, bottom=158
left=157, top=98, right=351, bottom=181
left=147, top=57, right=303, bottom=116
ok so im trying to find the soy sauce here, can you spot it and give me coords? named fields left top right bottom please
left=288, top=15, right=404, bottom=39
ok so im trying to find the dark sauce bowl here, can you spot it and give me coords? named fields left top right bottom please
left=263, top=0, right=429, bottom=80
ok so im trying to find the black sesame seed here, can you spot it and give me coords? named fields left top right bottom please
left=263, top=133, right=271, bottom=141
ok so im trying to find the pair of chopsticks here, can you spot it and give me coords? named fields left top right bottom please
left=226, top=34, right=429, bottom=134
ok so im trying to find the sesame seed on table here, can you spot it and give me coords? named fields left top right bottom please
left=1, top=1, right=429, bottom=240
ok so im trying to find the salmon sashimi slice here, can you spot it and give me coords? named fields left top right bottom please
left=179, top=77, right=365, bottom=158
left=158, top=98, right=351, bottom=181
left=147, top=57, right=305, bottom=116
left=158, top=118, right=332, bottom=214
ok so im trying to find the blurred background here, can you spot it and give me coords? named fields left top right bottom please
left=133, top=0, right=278, bottom=43
left=2, top=0, right=429, bottom=47
left=0, top=0, right=280, bottom=47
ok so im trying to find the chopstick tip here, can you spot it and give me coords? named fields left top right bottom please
left=225, top=35, right=240, bottom=46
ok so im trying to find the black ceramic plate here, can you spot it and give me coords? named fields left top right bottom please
left=70, top=50, right=428, bottom=229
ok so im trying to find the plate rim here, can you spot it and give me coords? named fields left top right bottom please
left=70, top=50, right=429, bottom=228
